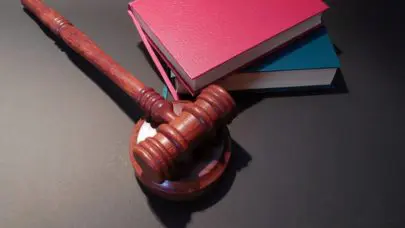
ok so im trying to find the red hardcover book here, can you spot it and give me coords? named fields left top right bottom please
left=128, top=0, right=329, bottom=92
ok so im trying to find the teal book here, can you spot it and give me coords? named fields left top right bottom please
left=175, top=27, right=341, bottom=93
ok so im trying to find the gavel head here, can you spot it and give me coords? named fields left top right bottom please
left=130, top=85, right=236, bottom=200
left=19, top=0, right=236, bottom=201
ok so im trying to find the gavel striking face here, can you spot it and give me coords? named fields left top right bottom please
left=22, top=0, right=237, bottom=200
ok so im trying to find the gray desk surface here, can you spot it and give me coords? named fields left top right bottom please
left=1, top=0, right=404, bottom=227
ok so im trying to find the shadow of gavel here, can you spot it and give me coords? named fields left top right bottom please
left=21, top=0, right=237, bottom=201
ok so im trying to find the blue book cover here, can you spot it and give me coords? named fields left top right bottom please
left=243, top=27, right=340, bottom=73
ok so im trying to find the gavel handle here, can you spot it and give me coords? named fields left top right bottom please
left=21, top=0, right=177, bottom=124
left=22, top=0, right=237, bottom=183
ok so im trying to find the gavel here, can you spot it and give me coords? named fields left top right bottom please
left=22, top=0, right=237, bottom=200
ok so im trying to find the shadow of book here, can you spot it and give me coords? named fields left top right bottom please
left=178, top=69, right=348, bottom=116
left=136, top=139, right=252, bottom=228
left=333, top=44, right=342, bottom=55
left=24, top=9, right=253, bottom=228
left=137, top=42, right=172, bottom=83
left=23, top=8, right=144, bottom=123
left=231, top=68, right=349, bottom=114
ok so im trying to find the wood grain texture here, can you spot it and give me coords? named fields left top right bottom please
left=133, top=85, right=235, bottom=183
left=21, top=0, right=176, bottom=124
left=21, top=0, right=237, bottom=199
left=130, top=102, right=232, bottom=201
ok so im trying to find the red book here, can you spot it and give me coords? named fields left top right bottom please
left=128, top=0, right=329, bottom=92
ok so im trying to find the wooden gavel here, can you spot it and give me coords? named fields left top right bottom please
left=22, top=0, right=237, bottom=200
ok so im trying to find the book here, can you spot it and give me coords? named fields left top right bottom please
left=128, top=0, right=329, bottom=92
left=174, top=27, right=341, bottom=93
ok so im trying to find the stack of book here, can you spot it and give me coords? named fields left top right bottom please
left=127, top=0, right=340, bottom=99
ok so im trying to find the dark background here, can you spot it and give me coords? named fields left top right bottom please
left=1, top=0, right=404, bottom=227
